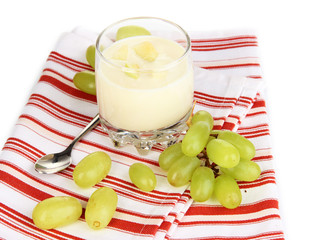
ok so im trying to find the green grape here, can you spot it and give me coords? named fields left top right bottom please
left=221, top=159, right=261, bottom=182
left=86, top=45, right=96, bottom=69
left=73, top=151, right=111, bottom=188
left=191, top=110, right=214, bottom=130
left=213, top=174, right=242, bottom=209
left=159, top=143, right=184, bottom=171
left=32, top=196, right=82, bottom=230
left=190, top=167, right=215, bottom=202
left=217, top=130, right=256, bottom=161
left=129, top=163, right=157, bottom=192
left=73, top=71, right=96, bottom=95
left=206, top=139, right=240, bottom=168
left=85, top=187, right=118, bottom=230
left=182, top=121, right=211, bottom=157
left=116, top=25, right=151, bottom=40
left=167, top=155, right=200, bottom=187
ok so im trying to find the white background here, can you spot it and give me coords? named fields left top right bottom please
left=1, top=1, right=327, bottom=239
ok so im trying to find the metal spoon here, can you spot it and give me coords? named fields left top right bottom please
left=34, top=114, right=100, bottom=174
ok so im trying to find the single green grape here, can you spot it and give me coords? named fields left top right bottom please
left=190, top=167, right=215, bottom=202
left=85, top=187, right=118, bottom=230
left=32, top=196, right=82, bottom=230
left=213, top=174, right=242, bottom=209
left=217, top=130, right=256, bottom=161
left=191, top=110, right=214, bottom=130
left=182, top=121, right=211, bottom=157
left=86, top=45, right=96, bottom=69
left=116, top=25, right=151, bottom=40
left=221, top=159, right=261, bottom=182
left=159, top=143, right=184, bottom=171
left=73, top=151, right=111, bottom=188
left=129, top=163, right=157, bottom=192
left=167, top=155, right=200, bottom=187
left=73, top=71, right=96, bottom=95
left=206, top=139, right=240, bottom=168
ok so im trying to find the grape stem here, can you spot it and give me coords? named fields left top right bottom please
left=197, top=149, right=221, bottom=177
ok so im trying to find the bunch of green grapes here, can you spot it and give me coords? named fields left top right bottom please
left=159, top=110, right=261, bottom=209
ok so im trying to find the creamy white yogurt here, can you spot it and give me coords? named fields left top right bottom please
left=96, top=35, right=193, bottom=131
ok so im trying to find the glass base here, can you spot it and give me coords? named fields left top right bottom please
left=99, top=109, right=192, bottom=155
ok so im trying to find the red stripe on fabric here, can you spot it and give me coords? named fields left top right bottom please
left=221, top=122, right=236, bottom=131
left=246, top=111, right=267, bottom=118
left=252, top=155, right=273, bottom=162
left=242, top=132, right=270, bottom=139
left=202, top=63, right=260, bottom=69
left=107, top=218, right=158, bottom=236
left=192, top=40, right=257, bottom=47
left=194, top=99, right=235, bottom=109
left=239, top=95, right=253, bottom=101
left=194, top=91, right=238, bottom=101
left=193, top=93, right=237, bottom=105
left=176, top=214, right=281, bottom=226
left=237, top=98, right=253, bottom=105
left=39, top=75, right=97, bottom=103
left=2, top=146, right=37, bottom=162
left=6, top=137, right=45, bottom=157
left=251, top=99, right=266, bottom=108
left=239, top=179, right=276, bottom=189
left=47, top=58, right=88, bottom=73
left=157, top=220, right=172, bottom=231
left=248, top=75, right=262, bottom=79
left=0, top=161, right=88, bottom=202
left=212, top=125, right=223, bottom=131
left=238, top=123, right=269, bottom=132
left=261, top=169, right=276, bottom=175
left=27, top=94, right=105, bottom=137
left=0, top=216, right=46, bottom=240
left=192, top=42, right=258, bottom=50
left=192, top=44, right=258, bottom=52
left=191, top=35, right=257, bottom=43
left=19, top=114, right=77, bottom=142
left=170, top=231, right=284, bottom=240
left=186, top=199, right=279, bottom=216
left=42, top=68, right=73, bottom=82
left=238, top=174, right=277, bottom=187
left=240, top=128, right=270, bottom=137
left=115, top=208, right=165, bottom=220
left=26, top=101, right=104, bottom=136
left=48, top=54, right=94, bottom=72
left=0, top=170, right=54, bottom=202
left=235, top=103, right=249, bottom=109
left=50, top=51, right=92, bottom=69
left=30, top=94, right=93, bottom=122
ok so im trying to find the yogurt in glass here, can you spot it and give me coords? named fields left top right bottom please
left=95, top=17, right=193, bottom=152
left=96, top=35, right=193, bottom=131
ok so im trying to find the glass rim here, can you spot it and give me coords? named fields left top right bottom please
left=95, top=16, right=191, bottom=72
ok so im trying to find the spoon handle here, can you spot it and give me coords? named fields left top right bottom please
left=66, top=114, right=100, bottom=153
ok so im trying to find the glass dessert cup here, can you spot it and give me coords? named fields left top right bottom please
left=95, top=17, right=193, bottom=154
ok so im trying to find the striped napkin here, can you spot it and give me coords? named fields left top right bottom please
left=0, top=27, right=284, bottom=240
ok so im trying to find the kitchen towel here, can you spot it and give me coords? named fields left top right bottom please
left=0, top=27, right=283, bottom=240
